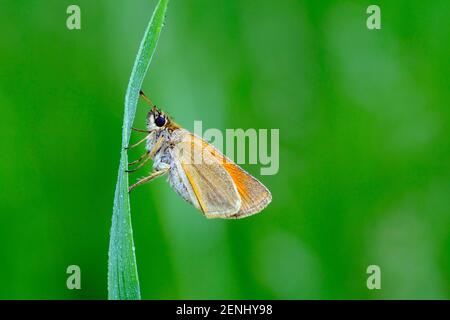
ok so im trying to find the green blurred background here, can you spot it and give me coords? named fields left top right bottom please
left=0, top=0, right=448, bottom=299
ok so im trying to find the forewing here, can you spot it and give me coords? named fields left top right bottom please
left=174, top=133, right=241, bottom=217
left=185, top=133, right=272, bottom=219
left=222, top=162, right=272, bottom=218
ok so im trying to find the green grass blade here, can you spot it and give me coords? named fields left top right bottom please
left=108, top=0, right=169, bottom=300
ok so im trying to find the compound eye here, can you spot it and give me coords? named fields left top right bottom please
left=155, top=115, right=166, bottom=127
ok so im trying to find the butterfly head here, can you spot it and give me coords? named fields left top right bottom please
left=141, top=90, right=178, bottom=131
left=147, top=105, right=179, bottom=131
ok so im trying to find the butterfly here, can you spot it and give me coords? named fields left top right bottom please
left=126, top=91, right=271, bottom=219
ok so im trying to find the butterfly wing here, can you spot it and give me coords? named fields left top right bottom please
left=172, top=131, right=241, bottom=218
left=172, top=131, right=271, bottom=219
left=221, top=161, right=272, bottom=218
left=205, top=142, right=272, bottom=218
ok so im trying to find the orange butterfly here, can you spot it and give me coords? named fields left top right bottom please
left=127, top=91, right=271, bottom=219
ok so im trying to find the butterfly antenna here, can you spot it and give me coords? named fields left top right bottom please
left=139, top=90, right=155, bottom=108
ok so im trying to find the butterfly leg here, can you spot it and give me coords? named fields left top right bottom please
left=126, top=154, right=152, bottom=173
left=132, top=127, right=150, bottom=133
left=125, top=132, right=152, bottom=150
left=128, top=167, right=170, bottom=192
left=126, top=136, right=165, bottom=173
left=128, top=151, right=150, bottom=166
left=148, top=136, right=164, bottom=158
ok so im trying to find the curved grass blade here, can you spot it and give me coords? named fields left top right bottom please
left=108, top=0, right=169, bottom=300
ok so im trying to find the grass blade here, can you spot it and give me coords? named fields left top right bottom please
left=108, top=0, right=169, bottom=300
